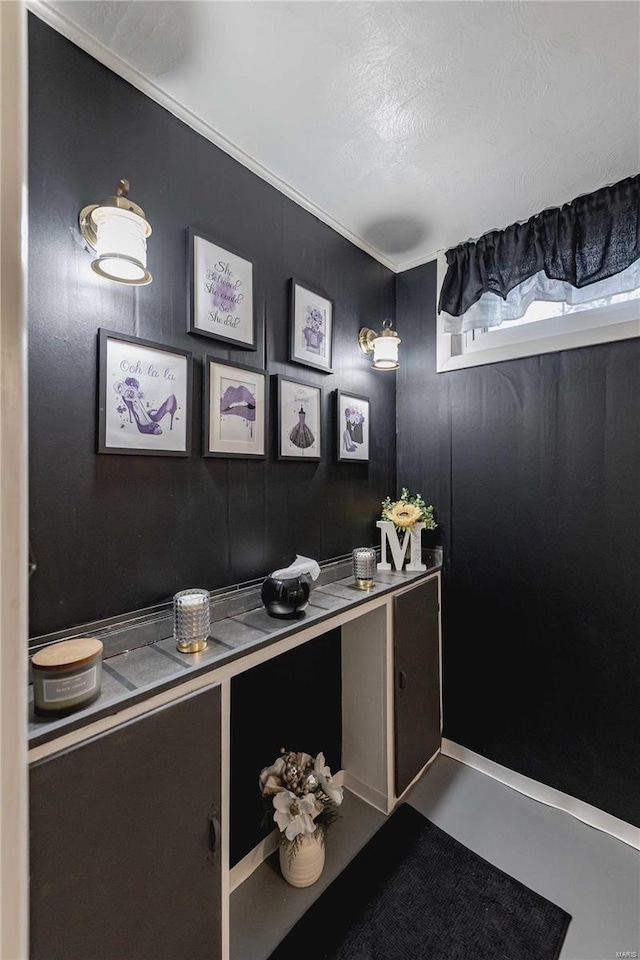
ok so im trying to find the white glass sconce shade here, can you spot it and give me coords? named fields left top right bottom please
left=92, top=207, right=151, bottom=284
left=79, top=179, right=152, bottom=286
left=372, top=331, right=400, bottom=369
left=358, top=320, right=401, bottom=370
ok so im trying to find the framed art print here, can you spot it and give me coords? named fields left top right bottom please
left=289, top=279, right=334, bottom=373
left=204, top=357, right=267, bottom=459
left=337, top=390, right=370, bottom=462
left=98, top=329, right=192, bottom=456
left=276, top=375, right=322, bottom=461
left=188, top=228, right=256, bottom=349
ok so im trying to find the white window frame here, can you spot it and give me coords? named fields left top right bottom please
left=436, top=251, right=640, bottom=373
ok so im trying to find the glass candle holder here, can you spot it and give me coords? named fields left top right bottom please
left=173, top=588, right=210, bottom=653
left=352, top=547, right=376, bottom=590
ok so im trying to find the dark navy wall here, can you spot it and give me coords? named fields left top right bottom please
left=28, top=17, right=396, bottom=635
left=397, top=260, right=640, bottom=827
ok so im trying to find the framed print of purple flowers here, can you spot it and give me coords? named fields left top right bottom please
left=301, top=306, right=325, bottom=357
left=290, top=279, right=334, bottom=373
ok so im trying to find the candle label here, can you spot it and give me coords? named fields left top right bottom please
left=42, top=666, right=98, bottom=703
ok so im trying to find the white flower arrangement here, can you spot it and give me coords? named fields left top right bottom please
left=259, top=748, right=343, bottom=855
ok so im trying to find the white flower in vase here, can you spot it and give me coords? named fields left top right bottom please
left=313, top=752, right=344, bottom=806
left=259, top=757, right=286, bottom=795
left=273, top=790, right=318, bottom=841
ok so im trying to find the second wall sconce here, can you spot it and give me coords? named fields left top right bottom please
left=358, top=319, right=401, bottom=370
left=79, top=178, right=152, bottom=285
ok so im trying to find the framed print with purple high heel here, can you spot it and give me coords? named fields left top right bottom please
left=204, top=358, right=267, bottom=459
left=97, top=330, right=192, bottom=456
left=336, top=390, right=370, bottom=463
left=276, top=375, right=322, bottom=462
left=289, top=279, right=334, bottom=373
left=188, top=228, right=256, bottom=349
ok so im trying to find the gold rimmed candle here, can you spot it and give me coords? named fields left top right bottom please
left=352, top=547, right=376, bottom=590
left=173, top=588, right=210, bottom=653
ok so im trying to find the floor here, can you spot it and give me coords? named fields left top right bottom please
left=231, top=755, right=640, bottom=960
left=408, top=756, right=640, bottom=960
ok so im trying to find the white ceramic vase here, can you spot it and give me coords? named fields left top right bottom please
left=279, top=832, right=325, bottom=887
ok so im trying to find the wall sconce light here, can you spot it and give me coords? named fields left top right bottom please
left=358, top=319, right=401, bottom=370
left=79, top=178, right=152, bottom=285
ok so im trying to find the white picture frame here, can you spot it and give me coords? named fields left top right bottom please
left=203, top=357, right=267, bottom=459
left=189, top=229, right=256, bottom=349
left=98, top=329, right=192, bottom=457
left=290, top=279, right=334, bottom=373
left=276, top=375, right=322, bottom=461
left=336, top=390, right=370, bottom=462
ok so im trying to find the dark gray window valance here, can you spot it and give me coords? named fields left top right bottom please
left=439, top=174, right=640, bottom=321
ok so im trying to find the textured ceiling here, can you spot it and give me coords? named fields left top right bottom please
left=40, top=0, right=640, bottom=270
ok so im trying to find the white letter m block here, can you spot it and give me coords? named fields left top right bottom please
left=376, top=520, right=426, bottom=572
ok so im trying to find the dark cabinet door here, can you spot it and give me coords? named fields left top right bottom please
left=394, top=578, right=441, bottom=795
left=30, top=685, right=222, bottom=960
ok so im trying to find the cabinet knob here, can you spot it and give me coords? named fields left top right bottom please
left=398, top=670, right=407, bottom=690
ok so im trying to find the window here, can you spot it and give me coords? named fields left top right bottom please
left=437, top=253, right=640, bottom=372
left=436, top=176, right=640, bottom=372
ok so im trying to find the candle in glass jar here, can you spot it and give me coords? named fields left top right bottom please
left=352, top=547, right=376, bottom=590
left=173, top=588, right=210, bottom=653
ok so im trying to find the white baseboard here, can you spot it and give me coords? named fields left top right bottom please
left=441, top=738, right=639, bottom=851
left=340, top=771, right=389, bottom=815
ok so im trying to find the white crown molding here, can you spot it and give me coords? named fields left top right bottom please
left=396, top=248, right=443, bottom=274
left=27, top=0, right=399, bottom=274
left=442, top=739, right=640, bottom=851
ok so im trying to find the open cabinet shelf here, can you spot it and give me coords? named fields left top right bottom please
left=230, top=790, right=386, bottom=960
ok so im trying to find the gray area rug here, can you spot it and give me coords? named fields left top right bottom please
left=269, top=803, right=571, bottom=960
